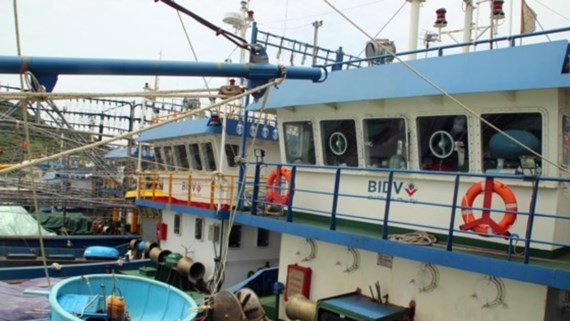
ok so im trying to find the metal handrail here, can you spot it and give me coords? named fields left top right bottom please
left=243, top=161, right=570, bottom=264
left=326, top=27, right=570, bottom=69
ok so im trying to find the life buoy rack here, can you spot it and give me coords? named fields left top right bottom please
left=460, top=179, right=517, bottom=236
left=265, top=167, right=291, bottom=205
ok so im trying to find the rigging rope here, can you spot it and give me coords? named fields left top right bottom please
left=176, top=11, right=213, bottom=94
left=0, top=75, right=285, bottom=176
left=323, top=0, right=570, bottom=174
left=12, top=0, right=51, bottom=288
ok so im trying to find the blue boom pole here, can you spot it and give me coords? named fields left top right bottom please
left=0, top=55, right=323, bottom=91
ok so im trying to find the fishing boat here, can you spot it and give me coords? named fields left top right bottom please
left=1, top=0, right=568, bottom=320
left=135, top=1, right=569, bottom=321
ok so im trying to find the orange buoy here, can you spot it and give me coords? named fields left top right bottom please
left=460, top=180, right=517, bottom=235
left=265, top=167, right=291, bottom=205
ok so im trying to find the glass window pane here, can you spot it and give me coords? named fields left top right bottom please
left=229, top=225, right=242, bottom=248
left=418, top=115, right=469, bottom=172
left=562, top=116, right=570, bottom=166
left=257, top=228, right=270, bottom=247
left=321, top=120, right=358, bottom=167
left=174, top=145, right=189, bottom=170
left=482, top=113, right=541, bottom=173
left=203, top=143, right=217, bottom=171
left=195, top=218, right=203, bottom=240
left=153, top=147, right=165, bottom=171
left=188, top=144, right=203, bottom=170
left=163, top=146, right=175, bottom=171
left=284, top=121, right=316, bottom=164
left=225, top=144, right=239, bottom=167
left=174, top=213, right=181, bottom=235
left=364, top=118, right=407, bottom=168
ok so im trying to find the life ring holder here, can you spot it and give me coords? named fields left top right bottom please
left=460, top=178, right=517, bottom=236
left=265, top=167, right=291, bottom=205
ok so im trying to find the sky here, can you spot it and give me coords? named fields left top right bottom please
left=0, top=0, right=568, bottom=94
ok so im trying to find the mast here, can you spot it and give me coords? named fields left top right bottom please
left=407, top=0, right=426, bottom=60
left=463, top=0, right=474, bottom=52
left=220, top=1, right=252, bottom=175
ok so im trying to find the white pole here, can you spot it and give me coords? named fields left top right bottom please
left=463, top=0, right=474, bottom=52
left=407, top=0, right=425, bottom=60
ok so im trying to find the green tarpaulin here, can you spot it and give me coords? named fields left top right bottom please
left=39, top=212, right=93, bottom=235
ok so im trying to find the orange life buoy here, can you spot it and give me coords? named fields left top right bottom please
left=265, top=168, right=291, bottom=205
left=460, top=180, right=517, bottom=235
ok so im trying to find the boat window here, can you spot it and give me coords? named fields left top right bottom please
left=564, top=116, right=570, bottom=166
left=284, top=121, right=316, bottom=164
left=321, top=120, right=358, bottom=167
left=202, top=142, right=217, bottom=171
left=229, top=225, right=242, bottom=248
left=174, top=213, right=181, bottom=235
left=174, top=145, right=190, bottom=170
left=481, top=113, right=542, bottom=173
left=153, top=147, right=165, bottom=171
left=163, top=145, right=176, bottom=171
left=257, top=228, right=270, bottom=247
left=188, top=144, right=203, bottom=170
left=363, top=118, right=407, bottom=168
left=195, top=218, right=203, bottom=240
left=418, top=115, right=469, bottom=172
left=225, top=144, right=239, bottom=167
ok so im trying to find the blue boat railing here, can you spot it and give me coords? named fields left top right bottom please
left=253, top=26, right=570, bottom=71
left=241, top=161, right=570, bottom=265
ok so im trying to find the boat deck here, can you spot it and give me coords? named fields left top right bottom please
left=138, top=197, right=570, bottom=291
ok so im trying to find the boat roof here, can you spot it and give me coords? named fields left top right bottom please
left=248, top=40, right=570, bottom=110
left=138, top=117, right=278, bottom=143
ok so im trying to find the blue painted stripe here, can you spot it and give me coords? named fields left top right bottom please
left=135, top=200, right=229, bottom=219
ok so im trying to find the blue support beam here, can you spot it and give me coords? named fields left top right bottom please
left=0, top=55, right=323, bottom=91
left=0, top=55, right=323, bottom=80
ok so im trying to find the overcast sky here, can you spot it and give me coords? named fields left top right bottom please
left=0, top=0, right=568, bottom=93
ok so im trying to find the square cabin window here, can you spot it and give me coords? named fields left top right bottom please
left=163, top=145, right=176, bottom=171
left=257, top=228, right=270, bottom=247
left=417, top=115, right=469, bottom=172
left=188, top=143, right=203, bottom=170
left=564, top=116, right=570, bottom=166
left=153, top=147, right=165, bottom=171
left=194, top=218, right=203, bottom=240
left=284, top=121, right=316, bottom=164
left=321, top=120, right=358, bottom=167
left=364, top=118, right=407, bottom=169
left=174, top=213, right=181, bottom=235
left=225, top=144, right=239, bottom=167
left=229, top=225, right=242, bottom=248
left=203, top=142, right=217, bottom=171
left=174, top=145, right=190, bottom=170
left=481, top=113, right=542, bottom=173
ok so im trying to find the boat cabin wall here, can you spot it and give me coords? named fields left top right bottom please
left=160, top=211, right=280, bottom=288
left=273, top=89, right=568, bottom=249
left=277, top=234, right=550, bottom=321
